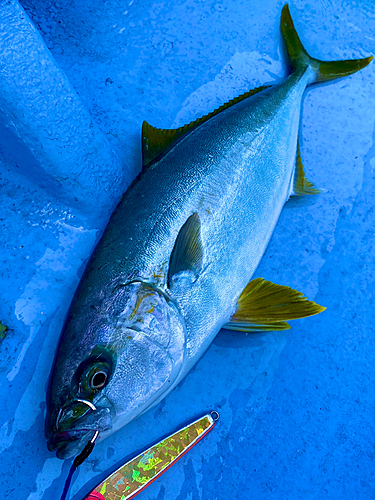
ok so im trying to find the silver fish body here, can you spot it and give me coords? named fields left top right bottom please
left=45, top=5, right=371, bottom=458
left=113, top=69, right=309, bottom=370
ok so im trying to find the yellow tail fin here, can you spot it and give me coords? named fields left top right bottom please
left=281, top=4, right=372, bottom=84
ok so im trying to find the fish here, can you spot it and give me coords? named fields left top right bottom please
left=45, top=4, right=372, bottom=459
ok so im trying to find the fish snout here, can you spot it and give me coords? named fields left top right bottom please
left=46, top=399, right=113, bottom=458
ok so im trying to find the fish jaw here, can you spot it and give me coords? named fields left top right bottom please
left=46, top=396, right=113, bottom=458
left=48, top=429, right=95, bottom=460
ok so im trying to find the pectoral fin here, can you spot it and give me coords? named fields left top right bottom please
left=293, top=143, right=320, bottom=196
left=168, top=213, right=204, bottom=286
left=224, top=278, right=325, bottom=332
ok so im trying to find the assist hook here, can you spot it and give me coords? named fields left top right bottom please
left=60, top=400, right=100, bottom=500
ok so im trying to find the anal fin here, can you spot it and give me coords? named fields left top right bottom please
left=293, top=143, right=320, bottom=196
left=224, top=278, right=325, bottom=332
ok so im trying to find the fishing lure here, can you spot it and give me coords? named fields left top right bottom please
left=83, top=412, right=218, bottom=500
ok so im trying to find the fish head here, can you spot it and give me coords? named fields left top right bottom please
left=46, top=281, right=186, bottom=459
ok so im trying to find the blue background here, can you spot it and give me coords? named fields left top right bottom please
left=1, top=0, right=374, bottom=499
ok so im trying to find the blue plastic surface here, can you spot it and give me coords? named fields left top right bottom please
left=1, top=1, right=374, bottom=499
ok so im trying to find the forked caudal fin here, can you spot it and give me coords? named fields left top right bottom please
left=281, top=4, right=372, bottom=84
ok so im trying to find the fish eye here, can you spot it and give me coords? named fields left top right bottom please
left=83, top=364, right=110, bottom=392
left=90, top=370, right=107, bottom=390
left=73, top=349, right=115, bottom=394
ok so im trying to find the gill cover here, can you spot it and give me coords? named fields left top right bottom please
left=98, top=281, right=186, bottom=420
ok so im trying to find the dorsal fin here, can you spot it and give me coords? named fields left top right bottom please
left=293, top=143, right=320, bottom=195
left=224, top=277, right=326, bottom=332
left=142, top=85, right=271, bottom=169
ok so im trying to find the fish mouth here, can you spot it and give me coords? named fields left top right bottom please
left=46, top=402, right=113, bottom=459
left=48, top=429, right=96, bottom=459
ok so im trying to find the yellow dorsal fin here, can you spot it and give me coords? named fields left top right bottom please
left=293, top=143, right=320, bottom=195
left=142, top=85, right=271, bottom=168
left=224, top=277, right=326, bottom=332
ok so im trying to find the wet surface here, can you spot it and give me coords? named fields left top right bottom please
left=1, top=0, right=375, bottom=499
